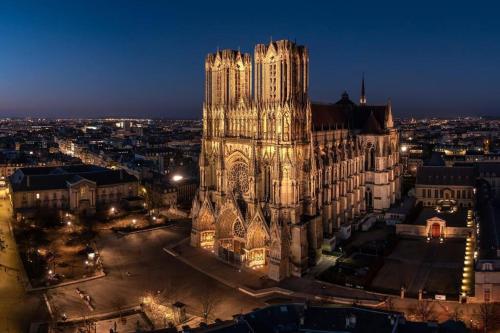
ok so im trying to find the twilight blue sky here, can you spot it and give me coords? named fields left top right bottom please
left=0, top=0, right=499, bottom=119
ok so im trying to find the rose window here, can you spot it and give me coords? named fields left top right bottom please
left=233, top=220, right=245, bottom=238
left=229, top=162, right=249, bottom=194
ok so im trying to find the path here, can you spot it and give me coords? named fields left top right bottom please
left=0, top=188, right=49, bottom=332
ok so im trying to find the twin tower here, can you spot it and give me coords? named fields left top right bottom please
left=194, top=40, right=317, bottom=281
left=205, top=40, right=308, bottom=108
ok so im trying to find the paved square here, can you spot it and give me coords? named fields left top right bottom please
left=371, top=238, right=465, bottom=298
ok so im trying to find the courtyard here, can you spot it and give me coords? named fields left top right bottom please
left=45, top=221, right=265, bottom=328
left=318, top=220, right=466, bottom=301
left=371, top=237, right=465, bottom=300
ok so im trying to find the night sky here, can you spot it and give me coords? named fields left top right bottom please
left=0, top=1, right=499, bottom=119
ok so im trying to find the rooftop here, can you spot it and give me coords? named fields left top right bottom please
left=413, top=207, right=468, bottom=228
left=416, top=166, right=475, bottom=186
left=9, top=164, right=137, bottom=192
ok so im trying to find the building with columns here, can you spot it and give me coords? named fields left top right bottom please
left=190, top=40, right=401, bottom=281
left=9, top=165, right=138, bottom=217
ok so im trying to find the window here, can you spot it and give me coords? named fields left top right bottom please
left=435, top=189, right=438, bottom=198
left=482, top=263, right=493, bottom=271
left=485, top=289, right=491, bottom=303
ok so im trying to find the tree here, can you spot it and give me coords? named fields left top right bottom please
left=415, top=300, right=434, bottom=322
left=450, top=305, right=463, bottom=322
left=200, top=289, right=220, bottom=323
left=144, top=183, right=163, bottom=218
left=477, top=302, right=500, bottom=332
left=385, top=297, right=395, bottom=312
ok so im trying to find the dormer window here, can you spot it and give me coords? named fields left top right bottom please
left=482, top=263, right=493, bottom=271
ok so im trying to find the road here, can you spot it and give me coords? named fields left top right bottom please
left=0, top=188, right=49, bottom=332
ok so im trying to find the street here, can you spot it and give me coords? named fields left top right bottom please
left=0, top=189, right=49, bottom=332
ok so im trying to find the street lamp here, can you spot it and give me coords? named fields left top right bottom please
left=172, top=174, right=183, bottom=182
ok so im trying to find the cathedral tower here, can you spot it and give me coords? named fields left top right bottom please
left=360, top=74, right=367, bottom=105
left=191, top=40, right=401, bottom=282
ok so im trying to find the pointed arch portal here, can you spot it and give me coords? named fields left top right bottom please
left=198, top=211, right=215, bottom=249
left=245, top=218, right=270, bottom=269
left=217, top=209, right=245, bottom=264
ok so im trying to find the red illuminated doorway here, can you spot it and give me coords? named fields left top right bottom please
left=431, top=223, right=441, bottom=238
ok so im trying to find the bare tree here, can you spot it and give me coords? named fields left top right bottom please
left=415, top=300, right=434, bottom=322
left=160, top=280, right=178, bottom=305
left=200, top=289, right=220, bottom=323
left=385, top=297, right=395, bottom=312
left=144, top=183, right=164, bottom=218
left=477, top=302, right=500, bottom=332
left=450, top=305, right=463, bottom=322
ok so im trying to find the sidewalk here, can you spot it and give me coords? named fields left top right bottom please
left=167, top=242, right=387, bottom=305
left=169, top=242, right=276, bottom=290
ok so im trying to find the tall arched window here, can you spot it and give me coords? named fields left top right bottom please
left=264, top=165, right=271, bottom=200
left=370, top=148, right=376, bottom=171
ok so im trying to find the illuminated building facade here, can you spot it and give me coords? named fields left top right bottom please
left=190, top=40, right=401, bottom=281
left=9, top=165, right=138, bottom=216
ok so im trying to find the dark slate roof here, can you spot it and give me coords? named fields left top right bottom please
left=476, top=162, right=500, bottom=177
left=413, top=208, right=469, bottom=228
left=311, top=103, right=349, bottom=130
left=18, top=164, right=105, bottom=175
left=10, top=165, right=137, bottom=192
left=416, top=166, right=475, bottom=186
left=311, top=92, right=389, bottom=134
left=302, top=306, right=398, bottom=332
left=361, top=111, right=384, bottom=134
left=188, top=303, right=468, bottom=333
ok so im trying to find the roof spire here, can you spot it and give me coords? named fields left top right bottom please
left=360, top=73, right=366, bottom=105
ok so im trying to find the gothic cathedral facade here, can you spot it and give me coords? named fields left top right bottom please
left=190, top=40, right=401, bottom=281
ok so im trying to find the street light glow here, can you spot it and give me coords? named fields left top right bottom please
left=172, top=174, right=183, bottom=182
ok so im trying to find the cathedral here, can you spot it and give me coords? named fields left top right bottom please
left=190, top=40, right=401, bottom=281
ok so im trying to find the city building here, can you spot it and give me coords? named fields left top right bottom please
left=9, top=164, right=138, bottom=216
left=395, top=207, right=473, bottom=240
left=415, top=166, right=475, bottom=208
left=190, top=40, right=401, bottom=281
left=188, top=303, right=468, bottom=333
